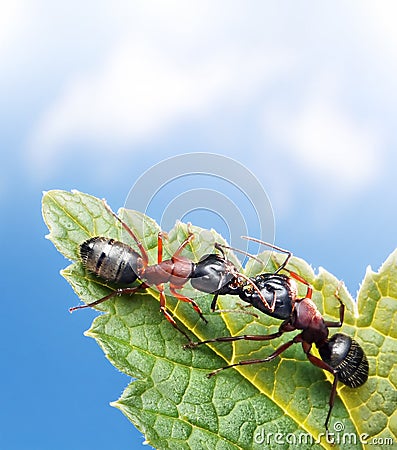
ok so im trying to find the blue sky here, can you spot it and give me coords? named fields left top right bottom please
left=2, top=2, right=397, bottom=449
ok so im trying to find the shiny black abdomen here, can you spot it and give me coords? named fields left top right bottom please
left=319, top=333, right=369, bottom=388
left=80, top=237, right=141, bottom=285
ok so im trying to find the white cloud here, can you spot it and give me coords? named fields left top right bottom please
left=355, top=1, right=397, bottom=57
left=263, top=75, right=381, bottom=196
left=0, top=1, right=26, bottom=58
left=23, top=1, right=394, bottom=184
left=291, top=102, right=379, bottom=188
left=26, top=36, right=293, bottom=173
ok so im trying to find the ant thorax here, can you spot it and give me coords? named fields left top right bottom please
left=293, top=298, right=329, bottom=343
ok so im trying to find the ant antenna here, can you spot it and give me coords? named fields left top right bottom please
left=215, top=242, right=263, bottom=265
left=101, top=199, right=149, bottom=267
left=236, top=271, right=277, bottom=312
left=240, top=236, right=292, bottom=273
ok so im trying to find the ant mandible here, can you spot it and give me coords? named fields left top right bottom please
left=70, top=201, right=267, bottom=343
left=185, top=240, right=369, bottom=431
left=190, top=237, right=294, bottom=317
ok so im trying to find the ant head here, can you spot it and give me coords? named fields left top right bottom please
left=243, top=273, right=296, bottom=320
left=191, top=254, right=237, bottom=294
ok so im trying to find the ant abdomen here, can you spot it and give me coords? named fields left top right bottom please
left=319, top=333, right=369, bottom=388
left=80, top=237, right=142, bottom=285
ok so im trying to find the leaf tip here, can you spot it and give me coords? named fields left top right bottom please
left=342, top=284, right=360, bottom=318
left=84, top=329, right=96, bottom=338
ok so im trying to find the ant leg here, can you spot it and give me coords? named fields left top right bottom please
left=158, top=284, right=192, bottom=343
left=206, top=338, right=296, bottom=377
left=210, top=293, right=219, bottom=312
left=324, top=282, right=345, bottom=328
left=213, top=304, right=259, bottom=319
left=157, top=224, right=194, bottom=264
left=184, top=327, right=286, bottom=350
left=210, top=293, right=259, bottom=316
left=102, top=200, right=149, bottom=267
left=287, top=271, right=313, bottom=299
left=306, top=352, right=339, bottom=431
left=324, top=376, right=339, bottom=431
left=158, top=226, right=202, bottom=323
left=169, top=286, right=208, bottom=324
left=69, top=283, right=149, bottom=312
left=172, top=225, right=195, bottom=259
left=301, top=341, right=339, bottom=431
left=304, top=347, right=338, bottom=372
left=157, top=231, right=164, bottom=264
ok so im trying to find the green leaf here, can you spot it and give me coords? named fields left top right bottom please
left=42, top=190, right=396, bottom=450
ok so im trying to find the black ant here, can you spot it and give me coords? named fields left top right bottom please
left=185, top=240, right=369, bottom=431
left=71, top=201, right=266, bottom=343
left=190, top=237, right=294, bottom=317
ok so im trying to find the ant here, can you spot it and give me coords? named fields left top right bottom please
left=71, top=201, right=266, bottom=343
left=185, top=240, right=369, bottom=431
left=190, top=237, right=295, bottom=317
